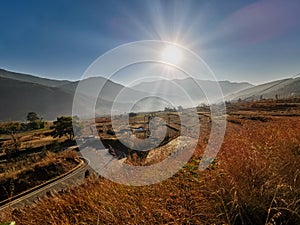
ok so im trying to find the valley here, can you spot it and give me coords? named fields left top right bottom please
left=0, top=98, right=299, bottom=224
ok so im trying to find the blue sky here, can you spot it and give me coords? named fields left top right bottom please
left=0, top=0, right=300, bottom=84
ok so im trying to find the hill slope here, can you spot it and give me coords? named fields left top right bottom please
left=0, top=68, right=70, bottom=87
left=2, top=68, right=299, bottom=120
left=0, top=77, right=76, bottom=121
left=227, top=77, right=300, bottom=101
left=0, top=75, right=144, bottom=121
left=59, top=77, right=148, bottom=103
left=131, top=78, right=253, bottom=105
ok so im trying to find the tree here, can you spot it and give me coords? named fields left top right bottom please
left=177, top=105, right=184, bottom=112
left=26, top=112, right=44, bottom=130
left=51, top=116, right=82, bottom=141
left=27, top=112, right=39, bottom=122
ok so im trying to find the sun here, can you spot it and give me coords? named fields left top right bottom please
left=161, top=45, right=183, bottom=65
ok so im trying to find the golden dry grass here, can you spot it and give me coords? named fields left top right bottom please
left=1, top=114, right=300, bottom=224
left=0, top=150, right=79, bottom=203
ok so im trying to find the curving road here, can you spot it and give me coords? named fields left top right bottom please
left=0, top=155, right=90, bottom=211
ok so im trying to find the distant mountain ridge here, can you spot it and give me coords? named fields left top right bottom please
left=0, top=68, right=70, bottom=87
left=131, top=77, right=254, bottom=104
left=0, top=68, right=299, bottom=121
left=0, top=76, right=75, bottom=120
left=60, top=77, right=149, bottom=103
left=226, top=77, right=300, bottom=101
left=132, top=78, right=254, bottom=95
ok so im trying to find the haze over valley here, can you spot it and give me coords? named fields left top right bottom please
left=1, top=68, right=299, bottom=121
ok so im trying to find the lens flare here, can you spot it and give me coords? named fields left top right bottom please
left=161, top=45, right=183, bottom=65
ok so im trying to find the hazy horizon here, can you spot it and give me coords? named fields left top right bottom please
left=2, top=66, right=300, bottom=87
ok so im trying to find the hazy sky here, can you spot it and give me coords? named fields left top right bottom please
left=0, top=0, right=300, bottom=84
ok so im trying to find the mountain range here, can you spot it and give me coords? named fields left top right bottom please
left=0, top=68, right=299, bottom=121
left=226, top=77, right=300, bottom=101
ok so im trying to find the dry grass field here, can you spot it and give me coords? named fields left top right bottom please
left=1, top=99, right=300, bottom=224
left=0, top=149, right=80, bottom=203
left=0, top=127, right=68, bottom=155
left=0, top=125, right=79, bottom=204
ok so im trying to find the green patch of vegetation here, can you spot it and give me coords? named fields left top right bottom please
left=0, top=222, right=16, bottom=225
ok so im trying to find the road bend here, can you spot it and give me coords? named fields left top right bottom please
left=0, top=155, right=90, bottom=211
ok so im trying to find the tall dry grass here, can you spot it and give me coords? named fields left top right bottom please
left=0, top=150, right=79, bottom=202
left=1, top=116, right=299, bottom=224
